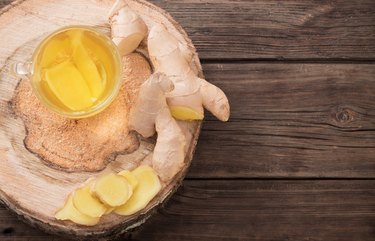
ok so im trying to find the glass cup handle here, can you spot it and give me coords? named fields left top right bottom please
left=12, top=61, right=32, bottom=77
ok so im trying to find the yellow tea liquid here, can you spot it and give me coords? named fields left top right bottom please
left=32, top=27, right=121, bottom=116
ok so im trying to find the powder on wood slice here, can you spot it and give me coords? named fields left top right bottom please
left=11, top=53, right=151, bottom=172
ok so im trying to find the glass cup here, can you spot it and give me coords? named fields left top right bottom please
left=14, top=25, right=122, bottom=119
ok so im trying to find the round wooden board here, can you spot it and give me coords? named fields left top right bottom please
left=0, top=0, right=202, bottom=238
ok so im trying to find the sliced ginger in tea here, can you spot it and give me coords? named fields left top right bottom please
left=34, top=27, right=117, bottom=113
left=39, top=34, right=71, bottom=68
left=115, top=165, right=161, bottom=216
left=72, top=38, right=105, bottom=101
left=45, top=61, right=94, bottom=111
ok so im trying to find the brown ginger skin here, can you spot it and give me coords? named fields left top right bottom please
left=148, top=25, right=230, bottom=122
left=129, top=73, right=186, bottom=182
left=109, top=5, right=230, bottom=182
left=108, top=0, right=148, bottom=56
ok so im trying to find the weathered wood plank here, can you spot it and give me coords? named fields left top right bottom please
left=1, top=180, right=375, bottom=241
left=1, top=0, right=375, bottom=60
left=149, top=0, right=375, bottom=60
left=188, top=63, right=375, bottom=178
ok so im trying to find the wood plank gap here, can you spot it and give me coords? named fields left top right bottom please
left=185, top=177, right=375, bottom=181
left=200, top=58, right=375, bottom=64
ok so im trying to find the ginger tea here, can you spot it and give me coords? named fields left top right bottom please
left=31, top=26, right=121, bottom=118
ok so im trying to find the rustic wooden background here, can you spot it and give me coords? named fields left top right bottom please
left=1, top=0, right=374, bottom=240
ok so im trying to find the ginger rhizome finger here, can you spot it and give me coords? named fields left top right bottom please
left=153, top=107, right=186, bottom=181
left=108, top=0, right=148, bottom=56
left=129, top=73, right=186, bottom=181
left=148, top=25, right=230, bottom=121
left=129, top=72, right=174, bottom=137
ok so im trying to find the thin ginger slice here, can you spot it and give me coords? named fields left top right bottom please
left=118, top=170, right=139, bottom=190
left=105, top=207, right=115, bottom=214
left=86, top=177, right=116, bottom=214
left=115, top=165, right=161, bottom=216
left=83, top=31, right=115, bottom=82
left=93, top=173, right=133, bottom=207
left=45, top=61, right=94, bottom=111
left=55, top=194, right=100, bottom=226
left=72, top=43, right=105, bottom=100
left=169, top=106, right=204, bottom=121
left=73, top=186, right=107, bottom=218
left=40, top=34, right=71, bottom=68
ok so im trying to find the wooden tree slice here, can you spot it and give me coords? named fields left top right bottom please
left=0, top=0, right=202, bottom=238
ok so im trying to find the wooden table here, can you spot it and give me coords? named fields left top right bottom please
left=1, top=0, right=374, bottom=240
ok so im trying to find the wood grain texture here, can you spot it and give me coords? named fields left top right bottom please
left=148, top=0, right=375, bottom=60
left=1, top=0, right=375, bottom=60
left=188, top=63, right=375, bottom=178
left=1, top=180, right=375, bottom=241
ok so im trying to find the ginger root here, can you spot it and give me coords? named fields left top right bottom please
left=93, top=173, right=133, bottom=207
left=127, top=25, right=230, bottom=180
left=115, top=165, right=161, bottom=216
left=107, top=1, right=230, bottom=182
left=108, top=0, right=148, bottom=56
left=148, top=25, right=230, bottom=121
left=55, top=194, right=100, bottom=226
left=129, top=73, right=186, bottom=181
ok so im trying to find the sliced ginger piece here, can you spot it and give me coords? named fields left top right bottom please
left=86, top=178, right=96, bottom=194
left=40, top=34, right=71, bottom=68
left=105, top=207, right=115, bottom=214
left=115, top=165, right=161, bottom=216
left=55, top=194, right=100, bottom=226
left=45, top=61, right=94, bottom=111
left=82, top=31, right=115, bottom=83
left=85, top=178, right=115, bottom=214
left=93, top=173, right=132, bottom=207
left=72, top=43, right=105, bottom=100
left=118, top=170, right=139, bottom=190
left=73, top=186, right=107, bottom=218
left=169, top=106, right=204, bottom=121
